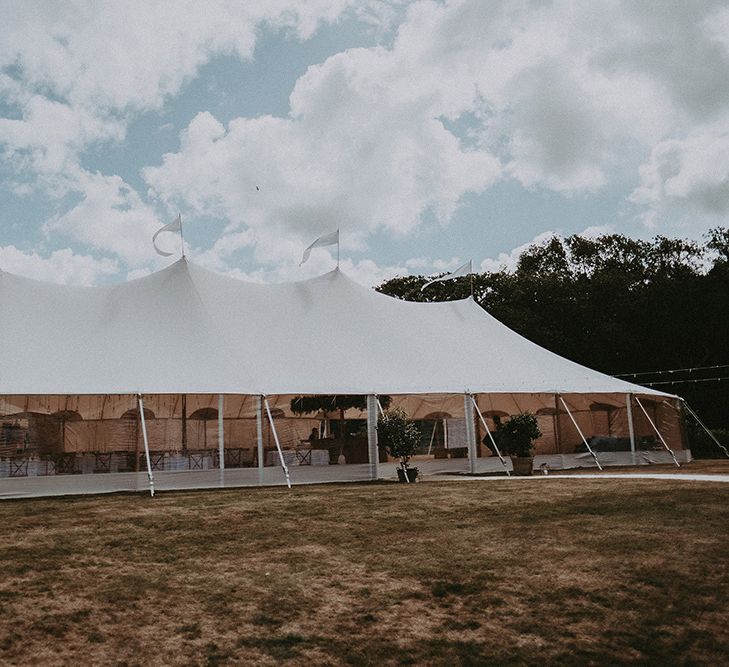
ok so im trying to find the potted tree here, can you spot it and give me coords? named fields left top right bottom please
left=377, top=408, right=421, bottom=482
left=291, top=395, right=391, bottom=463
left=497, top=413, right=542, bottom=476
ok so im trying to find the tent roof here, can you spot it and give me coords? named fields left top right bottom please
left=0, top=258, right=671, bottom=397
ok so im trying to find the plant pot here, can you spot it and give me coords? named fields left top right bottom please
left=396, top=467, right=419, bottom=483
left=510, top=456, right=534, bottom=476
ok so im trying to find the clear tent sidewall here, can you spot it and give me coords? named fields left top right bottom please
left=0, top=391, right=689, bottom=498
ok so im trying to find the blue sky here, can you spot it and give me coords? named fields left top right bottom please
left=1, top=1, right=728, bottom=285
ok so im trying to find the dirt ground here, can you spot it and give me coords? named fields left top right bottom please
left=0, top=477, right=727, bottom=666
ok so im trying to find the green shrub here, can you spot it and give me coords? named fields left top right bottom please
left=498, top=413, right=542, bottom=458
left=377, top=409, right=420, bottom=468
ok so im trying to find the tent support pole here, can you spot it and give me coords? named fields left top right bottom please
left=263, top=396, right=291, bottom=489
left=181, top=394, right=187, bottom=453
left=367, top=394, right=379, bottom=481
left=137, top=394, right=155, bottom=497
left=256, top=395, right=264, bottom=470
left=463, top=393, right=478, bottom=475
left=427, top=424, right=436, bottom=455
left=682, top=400, right=729, bottom=458
left=218, top=394, right=225, bottom=485
left=634, top=396, right=680, bottom=467
left=554, top=393, right=562, bottom=454
left=470, top=395, right=510, bottom=476
left=558, top=396, right=603, bottom=470
left=626, top=393, right=637, bottom=464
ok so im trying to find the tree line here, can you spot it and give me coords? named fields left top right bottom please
left=376, top=228, right=729, bottom=433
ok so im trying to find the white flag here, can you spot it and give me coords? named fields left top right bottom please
left=152, top=215, right=183, bottom=257
left=421, top=260, right=472, bottom=292
left=300, top=229, right=339, bottom=266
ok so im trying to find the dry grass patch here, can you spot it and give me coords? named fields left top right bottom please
left=554, top=458, right=729, bottom=475
left=0, top=480, right=726, bottom=665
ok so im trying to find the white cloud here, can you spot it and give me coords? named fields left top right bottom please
left=143, top=0, right=729, bottom=274
left=44, top=171, right=163, bottom=266
left=3, top=0, right=729, bottom=282
left=0, top=245, right=118, bottom=285
left=479, top=225, right=616, bottom=273
left=0, top=1, right=372, bottom=182
left=480, top=231, right=557, bottom=273
left=630, top=127, right=729, bottom=225
left=143, top=41, right=502, bottom=266
left=0, top=0, right=371, bottom=273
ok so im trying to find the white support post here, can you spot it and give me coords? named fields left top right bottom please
left=634, top=396, right=680, bottom=467
left=137, top=394, right=155, bottom=497
left=470, top=395, right=510, bottom=476
left=263, top=396, right=292, bottom=488
left=683, top=400, right=729, bottom=458
left=626, top=393, right=636, bottom=464
left=256, top=395, right=264, bottom=470
left=558, top=396, right=603, bottom=471
left=463, top=393, right=477, bottom=474
left=366, top=394, right=379, bottom=481
left=218, top=394, right=225, bottom=484
left=426, top=425, right=436, bottom=455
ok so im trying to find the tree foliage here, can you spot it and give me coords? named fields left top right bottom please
left=497, top=413, right=542, bottom=458
left=377, top=409, right=421, bottom=468
left=377, top=228, right=729, bottom=430
left=290, top=395, right=392, bottom=440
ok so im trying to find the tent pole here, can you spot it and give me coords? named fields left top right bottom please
left=137, top=394, right=155, bottom=497
left=463, top=393, right=477, bottom=474
left=626, top=393, right=637, bottom=464
left=554, top=393, right=562, bottom=454
left=181, top=394, right=187, bottom=454
left=263, top=396, right=291, bottom=489
left=367, top=394, right=379, bottom=481
left=256, top=395, right=264, bottom=470
left=218, top=394, right=225, bottom=485
left=470, top=395, right=510, bottom=476
left=558, top=396, right=603, bottom=470
left=682, top=400, right=729, bottom=458
left=633, top=396, right=680, bottom=467
left=427, top=423, right=436, bottom=455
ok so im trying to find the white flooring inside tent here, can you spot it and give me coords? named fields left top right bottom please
left=0, top=450, right=693, bottom=499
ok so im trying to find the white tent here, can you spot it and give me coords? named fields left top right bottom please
left=0, top=258, right=688, bottom=498
left=0, top=258, right=672, bottom=396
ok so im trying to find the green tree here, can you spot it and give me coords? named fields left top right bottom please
left=376, top=229, right=729, bottom=432
left=290, top=395, right=391, bottom=439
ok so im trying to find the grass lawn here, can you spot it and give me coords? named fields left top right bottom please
left=553, top=459, right=729, bottom=476
left=0, top=478, right=727, bottom=666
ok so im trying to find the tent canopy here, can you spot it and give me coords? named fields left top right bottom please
left=0, top=258, right=671, bottom=398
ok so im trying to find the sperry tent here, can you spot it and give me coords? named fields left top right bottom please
left=0, top=258, right=689, bottom=498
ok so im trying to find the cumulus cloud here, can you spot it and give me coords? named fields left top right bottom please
left=0, top=0, right=371, bottom=272
left=144, top=0, right=729, bottom=274
left=43, top=171, right=163, bottom=266
left=3, top=0, right=729, bottom=282
left=480, top=231, right=558, bottom=273
left=630, top=127, right=729, bottom=225
left=0, top=245, right=118, bottom=285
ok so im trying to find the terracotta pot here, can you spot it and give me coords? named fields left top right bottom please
left=510, top=456, right=534, bottom=476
